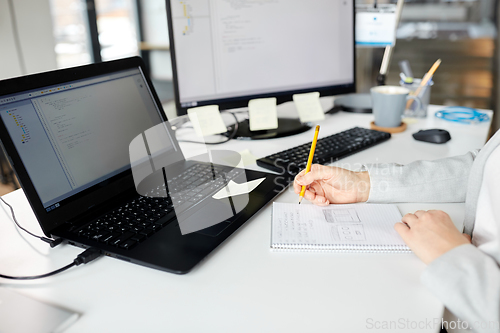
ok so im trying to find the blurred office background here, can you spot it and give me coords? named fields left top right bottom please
left=360, top=0, right=498, bottom=128
left=0, top=0, right=499, bottom=193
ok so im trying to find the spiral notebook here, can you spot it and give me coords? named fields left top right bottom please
left=271, top=202, right=411, bottom=252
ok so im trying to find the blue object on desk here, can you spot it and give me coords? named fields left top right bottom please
left=435, top=106, right=490, bottom=124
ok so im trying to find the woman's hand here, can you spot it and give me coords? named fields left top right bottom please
left=395, top=210, right=472, bottom=264
left=293, top=164, right=370, bottom=206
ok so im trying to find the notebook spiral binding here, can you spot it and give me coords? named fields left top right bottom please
left=271, top=243, right=411, bottom=253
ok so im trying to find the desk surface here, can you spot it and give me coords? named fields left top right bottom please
left=0, top=99, right=493, bottom=333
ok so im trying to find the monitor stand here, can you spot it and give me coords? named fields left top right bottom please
left=227, top=118, right=311, bottom=140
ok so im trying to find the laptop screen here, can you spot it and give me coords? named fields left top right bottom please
left=0, top=67, right=175, bottom=211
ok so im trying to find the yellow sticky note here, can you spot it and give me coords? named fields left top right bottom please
left=187, top=105, right=227, bottom=137
left=293, top=92, right=325, bottom=123
left=248, top=97, right=278, bottom=131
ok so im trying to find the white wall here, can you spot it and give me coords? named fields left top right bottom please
left=140, top=0, right=172, bottom=81
left=141, top=0, right=169, bottom=46
left=0, top=0, right=23, bottom=78
left=0, top=0, right=57, bottom=80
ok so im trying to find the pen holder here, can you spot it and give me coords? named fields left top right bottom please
left=400, top=79, right=433, bottom=118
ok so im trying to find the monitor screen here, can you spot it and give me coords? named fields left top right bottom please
left=167, top=0, right=355, bottom=115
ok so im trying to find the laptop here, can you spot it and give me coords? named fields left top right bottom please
left=0, top=57, right=283, bottom=274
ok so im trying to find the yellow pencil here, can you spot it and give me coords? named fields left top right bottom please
left=299, top=125, right=320, bottom=204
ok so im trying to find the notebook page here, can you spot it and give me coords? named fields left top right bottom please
left=272, top=203, right=406, bottom=247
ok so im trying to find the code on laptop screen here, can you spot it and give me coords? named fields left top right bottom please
left=0, top=68, right=175, bottom=210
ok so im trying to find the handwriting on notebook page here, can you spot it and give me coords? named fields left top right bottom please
left=272, top=203, right=406, bottom=247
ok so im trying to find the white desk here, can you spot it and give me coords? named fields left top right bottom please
left=0, top=98, right=493, bottom=333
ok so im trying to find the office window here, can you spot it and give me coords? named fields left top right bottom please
left=49, top=0, right=93, bottom=68
left=95, top=0, right=139, bottom=61
left=49, top=0, right=139, bottom=68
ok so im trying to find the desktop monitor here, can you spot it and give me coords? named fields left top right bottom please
left=166, top=0, right=355, bottom=139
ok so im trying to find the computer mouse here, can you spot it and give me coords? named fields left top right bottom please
left=412, top=129, right=451, bottom=144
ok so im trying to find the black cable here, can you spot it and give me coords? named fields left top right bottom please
left=177, top=112, right=240, bottom=145
left=0, top=262, right=76, bottom=280
left=0, top=196, right=63, bottom=247
left=0, top=197, right=100, bottom=280
left=0, top=248, right=101, bottom=280
left=0, top=196, right=50, bottom=242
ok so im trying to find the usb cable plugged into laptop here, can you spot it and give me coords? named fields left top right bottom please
left=0, top=247, right=101, bottom=280
left=0, top=197, right=101, bottom=280
left=73, top=247, right=102, bottom=265
left=46, top=237, right=64, bottom=248
left=0, top=197, right=63, bottom=248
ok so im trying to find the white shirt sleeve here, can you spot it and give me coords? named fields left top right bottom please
left=364, top=151, right=479, bottom=203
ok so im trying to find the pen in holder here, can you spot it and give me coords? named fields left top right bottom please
left=400, top=78, right=433, bottom=118
left=403, top=58, right=441, bottom=118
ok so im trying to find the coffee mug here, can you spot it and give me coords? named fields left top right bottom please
left=370, top=86, right=421, bottom=128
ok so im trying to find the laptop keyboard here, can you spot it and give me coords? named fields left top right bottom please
left=73, top=164, right=243, bottom=250
left=75, top=195, right=174, bottom=250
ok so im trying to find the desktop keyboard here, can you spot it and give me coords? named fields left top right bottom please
left=74, top=164, right=243, bottom=250
left=256, top=127, right=391, bottom=177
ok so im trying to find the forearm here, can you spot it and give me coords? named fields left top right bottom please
left=365, top=151, right=478, bottom=203
left=421, top=244, right=500, bottom=333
